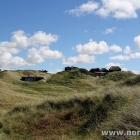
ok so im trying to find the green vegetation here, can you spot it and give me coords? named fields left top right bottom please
left=103, top=71, right=134, bottom=81
left=0, top=69, right=140, bottom=140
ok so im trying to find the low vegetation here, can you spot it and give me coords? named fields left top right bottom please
left=0, top=69, right=140, bottom=140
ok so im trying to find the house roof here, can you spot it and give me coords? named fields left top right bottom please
left=21, top=76, right=43, bottom=78
left=109, top=66, right=121, bottom=70
left=100, top=68, right=108, bottom=71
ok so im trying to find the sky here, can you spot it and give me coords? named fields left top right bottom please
left=0, top=0, right=140, bottom=74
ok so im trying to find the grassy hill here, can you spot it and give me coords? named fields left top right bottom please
left=0, top=70, right=140, bottom=140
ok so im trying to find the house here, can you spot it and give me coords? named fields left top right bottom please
left=100, top=68, right=108, bottom=72
left=65, top=66, right=72, bottom=71
left=95, top=72, right=106, bottom=76
left=71, top=66, right=79, bottom=70
left=90, top=68, right=100, bottom=73
left=109, top=66, right=121, bottom=72
left=21, top=76, right=44, bottom=81
left=39, top=70, right=48, bottom=73
left=64, top=66, right=79, bottom=71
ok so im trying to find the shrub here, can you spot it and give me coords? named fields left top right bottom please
left=104, top=71, right=134, bottom=82
left=79, top=68, right=96, bottom=77
left=123, top=75, right=140, bottom=85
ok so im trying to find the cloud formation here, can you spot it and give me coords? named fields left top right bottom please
left=65, top=1, right=99, bottom=16
left=0, top=30, right=62, bottom=69
left=132, top=70, right=140, bottom=74
left=75, top=40, right=109, bottom=54
left=109, top=52, right=140, bottom=60
left=0, top=30, right=58, bottom=55
left=26, top=46, right=63, bottom=64
left=130, top=52, right=140, bottom=58
left=109, top=55, right=130, bottom=60
left=0, top=52, right=26, bottom=68
left=134, top=35, right=140, bottom=49
left=109, top=44, right=122, bottom=52
left=66, top=0, right=140, bottom=19
left=102, top=27, right=116, bottom=34
left=97, top=0, right=140, bottom=19
left=124, top=46, right=131, bottom=54
left=62, top=54, right=95, bottom=65
left=74, top=39, right=122, bottom=55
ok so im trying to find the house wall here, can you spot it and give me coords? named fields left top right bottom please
left=25, top=77, right=36, bottom=81
left=21, top=77, right=43, bottom=81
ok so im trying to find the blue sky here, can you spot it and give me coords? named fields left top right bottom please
left=0, top=0, right=140, bottom=74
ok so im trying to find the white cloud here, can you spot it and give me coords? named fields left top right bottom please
left=134, top=35, right=140, bottom=49
left=130, top=52, right=140, bottom=58
left=0, top=41, right=20, bottom=55
left=106, top=62, right=121, bottom=68
left=109, top=44, right=122, bottom=52
left=0, top=30, right=28, bottom=55
left=124, top=46, right=131, bottom=54
left=62, top=54, right=95, bottom=65
left=38, top=46, right=62, bottom=59
left=55, top=69, right=62, bottom=73
left=65, top=1, right=99, bottom=16
left=132, top=70, right=140, bottom=74
left=66, top=0, right=140, bottom=19
left=28, top=31, right=58, bottom=46
left=0, top=30, right=59, bottom=55
left=0, top=30, right=62, bottom=69
left=97, top=0, right=140, bottom=19
left=102, top=27, right=116, bottom=34
left=75, top=40, right=122, bottom=54
left=122, top=67, right=128, bottom=71
left=75, top=40, right=109, bottom=54
left=11, top=30, right=28, bottom=49
left=109, top=52, right=140, bottom=61
left=0, top=52, right=26, bottom=68
left=49, top=69, right=62, bottom=74
left=109, top=55, right=130, bottom=60
left=26, top=46, right=63, bottom=65
left=26, top=48, right=44, bottom=64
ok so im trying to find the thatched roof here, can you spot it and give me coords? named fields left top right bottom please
left=109, top=66, right=121, bottom=71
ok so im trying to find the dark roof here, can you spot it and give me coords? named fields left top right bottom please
left=21, top=76, right=43, bottom=78
left=100, top=68, right=108, bottom=72
left=109, top=66, right=121, bottom=71
left=65, top=67, right=71, bottom=70
left=39, top=70, right=48, bottom=73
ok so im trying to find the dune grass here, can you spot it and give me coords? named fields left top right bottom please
left=1, top=86, right=140, bottom=140
left=0, top=70, right=140, bottom=140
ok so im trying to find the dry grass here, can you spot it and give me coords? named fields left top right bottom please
left=0, top=70, right=140, bottom=140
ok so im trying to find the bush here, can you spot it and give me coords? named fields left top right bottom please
left=123, top=75, right=140, bottom=85
left=79, top=68, right=96, bottom=77
left=104, top=71, right=134, bottom=82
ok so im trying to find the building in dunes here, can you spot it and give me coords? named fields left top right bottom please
left=109, top=66, right=121, bottom=72
left=21, top=76, right=44, bottom=81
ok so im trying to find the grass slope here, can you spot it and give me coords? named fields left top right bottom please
left=0, top=70, right=139, bottom=140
